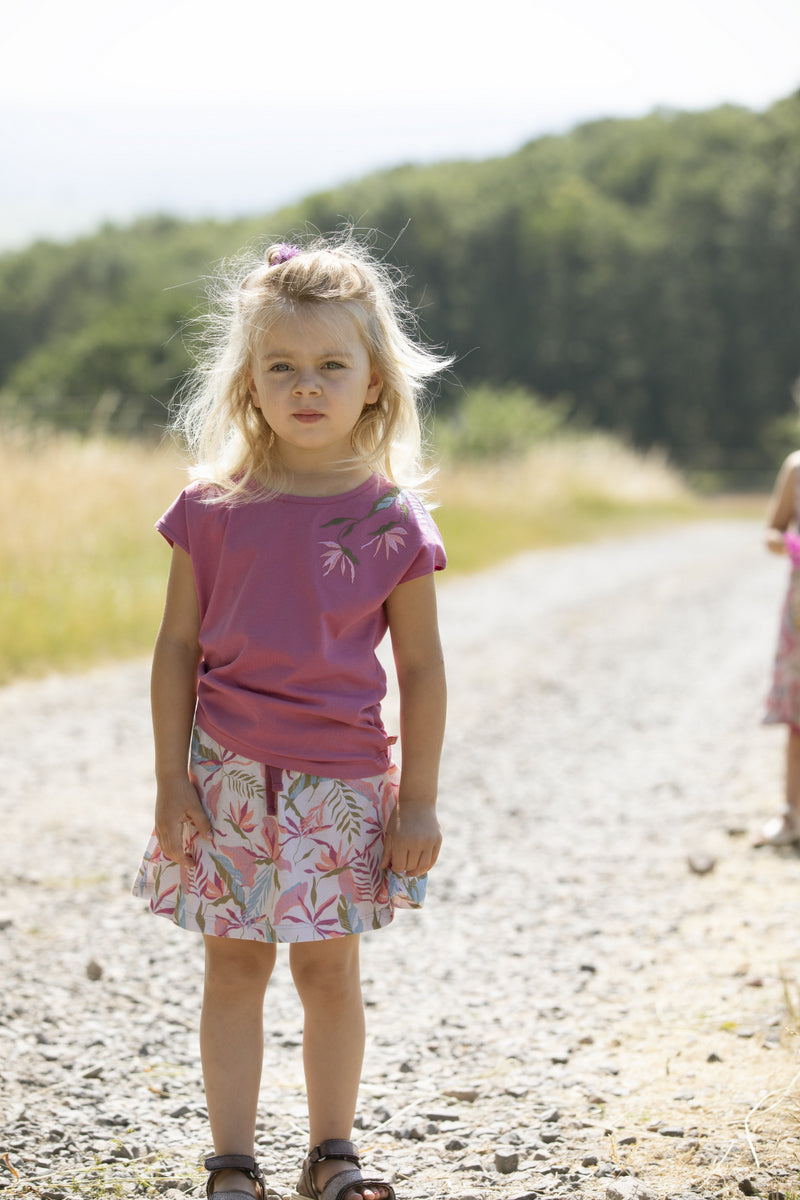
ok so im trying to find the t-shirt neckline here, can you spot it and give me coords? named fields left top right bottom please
left=273, top=474, right=382, bottom=504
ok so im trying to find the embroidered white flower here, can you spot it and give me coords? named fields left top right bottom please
left=362, top=525, right=407, bottom=558
left=320, top=541, right=357, bottom=581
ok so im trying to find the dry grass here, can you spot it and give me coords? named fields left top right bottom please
left=0, top=427, right=721, bottom=684
left=434, top=434, right=699, bottom=572
left=1, top=427, right=185, bottom=682
left=440, top=433, right=690, bottom=509
left=580, top=839, right=800, bottom=1200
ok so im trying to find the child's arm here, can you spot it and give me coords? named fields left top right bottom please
left=765, top=451, right=800, bottom=555
left=382, top=572, right=446, bottom=876
left=150, top=545, right=212, bottom=866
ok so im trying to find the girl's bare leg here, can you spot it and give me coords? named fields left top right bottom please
left=290, top=936, right=387, bottom=1200
left=786, top=727, right=800, bottom=816
left=201, top=934, right=277, bottom=1197
left=754, top=727, right=800, bottom=845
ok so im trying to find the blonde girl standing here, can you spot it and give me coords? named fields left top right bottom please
left=133, top=237, right=449, bottom=1200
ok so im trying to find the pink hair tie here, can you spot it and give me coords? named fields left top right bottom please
left=784, top=531, right=800, bottom=566
left=272, top=243, right=301, bottom=265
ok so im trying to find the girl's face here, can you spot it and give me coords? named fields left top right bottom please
left=247, top=305, right=382, bottom=475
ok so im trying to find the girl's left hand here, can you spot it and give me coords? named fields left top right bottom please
left=380, top=801, right=442, bottom=877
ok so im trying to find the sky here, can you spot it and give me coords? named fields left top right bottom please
left=2, top=0, right=799, bottom=252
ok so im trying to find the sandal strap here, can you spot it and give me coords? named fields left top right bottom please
left=205, top=1154, right=265, bottom=1199
left=315, top=1168, right=395, bottom=1200
left=352, top=1180, right=395, bottom=1200
left=308, top=1140, right=360, bottom=1167
left=210, top=1193, right=262, bottom=1200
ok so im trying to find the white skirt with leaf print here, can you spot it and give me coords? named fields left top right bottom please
left=132, top=725, right=425, bottom=942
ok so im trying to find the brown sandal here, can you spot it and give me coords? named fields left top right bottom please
left=205, top=1153, right=266, bottom=1199
left=294, top=1139, right=395, bottom=1200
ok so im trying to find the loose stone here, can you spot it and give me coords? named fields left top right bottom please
left=494, top=1148, right=520, bottom=1173
left=606, top=1180, right=658, bottom=1200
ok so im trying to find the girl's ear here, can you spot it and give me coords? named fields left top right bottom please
left=364, top=368, right=383, bottom=406
left=247, top=372, right=261, bottom=407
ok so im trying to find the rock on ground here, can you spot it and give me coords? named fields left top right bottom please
left=1, top=520, right=800, bottom=1200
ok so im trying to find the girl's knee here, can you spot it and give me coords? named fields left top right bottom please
left=203, top=935, right=276, bottom=993
left=289, top=935, right=361, bottom=1003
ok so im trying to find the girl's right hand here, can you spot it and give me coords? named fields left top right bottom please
left=154, top=776, right=213, bottom=867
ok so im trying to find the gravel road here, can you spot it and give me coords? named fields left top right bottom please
left=2, top=519, right=800, bottom=1200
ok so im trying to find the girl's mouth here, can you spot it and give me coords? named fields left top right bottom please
left=293, top=412, right=324, bottom=423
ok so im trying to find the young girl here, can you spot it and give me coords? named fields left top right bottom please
left=757, top=449, right=800, bottom=846
left=132, top=236, right=449, bottom=1200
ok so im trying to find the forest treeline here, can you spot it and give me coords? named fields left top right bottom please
left=2, top=90, right=800, bottom=476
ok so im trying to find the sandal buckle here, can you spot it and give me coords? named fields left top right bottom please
left=308, top=1140, right=361, bottom=1167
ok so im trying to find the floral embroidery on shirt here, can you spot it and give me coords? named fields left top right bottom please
left=319, top=486, right=411, bottom=581
left=320, top=541, right=357, bottom=581
left=362, top=526, right=408, bottom=558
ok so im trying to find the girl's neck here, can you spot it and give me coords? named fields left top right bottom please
left=278, top=463, right=374, bottom=497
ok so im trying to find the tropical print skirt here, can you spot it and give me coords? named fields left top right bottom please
left=765, top=568, right=800, bottom=728
left=132, top=725, right=425, bottom=942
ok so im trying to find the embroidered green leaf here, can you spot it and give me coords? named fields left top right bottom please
left=369, top=487, right=400, bottom=514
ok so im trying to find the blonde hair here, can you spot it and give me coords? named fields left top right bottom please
left=173, top=232, right=451, bottom=500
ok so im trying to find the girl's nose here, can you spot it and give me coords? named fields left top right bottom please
left=293, top=369, right=322, bottom=396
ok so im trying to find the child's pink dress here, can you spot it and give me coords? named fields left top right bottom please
left=764, top=529, right=800, bottom=728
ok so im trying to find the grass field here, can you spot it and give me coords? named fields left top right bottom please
left=0, top=427, right=758, bottom=684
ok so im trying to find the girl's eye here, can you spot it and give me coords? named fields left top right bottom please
left=323, top=361, right=345, bottom=370
left=270, top=363, right=292, bottom=372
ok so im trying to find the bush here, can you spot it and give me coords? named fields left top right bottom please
left=433, top=385, right=568, bottom=461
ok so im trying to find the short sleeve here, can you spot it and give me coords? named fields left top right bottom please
left=155, top=489, right=191, bottom=553
left=396, top=494, right=446, bottom=586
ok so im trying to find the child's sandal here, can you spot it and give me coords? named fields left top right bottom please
left=205, top=1153, right=266, bottom=1199
left=294, top=1139, right=395, bottom=1200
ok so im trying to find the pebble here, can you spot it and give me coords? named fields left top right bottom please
left=2, top=525, right=800, bottom=1200
left=687, top=852, right=717, bottom=875
left=495, top=1149, right=520, bottom=1174
left=607, top=1183, right=658, bottom=1200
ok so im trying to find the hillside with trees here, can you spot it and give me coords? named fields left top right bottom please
left=1, top=89, right=799, bottom=475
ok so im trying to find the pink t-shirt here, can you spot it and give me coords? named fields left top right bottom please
left=157, top=475, right=446, bottom=777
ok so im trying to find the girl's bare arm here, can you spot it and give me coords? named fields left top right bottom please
left=766, top=452, right=800, bottom=554
left=382, top=572, right=446, bottom=877
left=150, top=545, right=212, bottom=865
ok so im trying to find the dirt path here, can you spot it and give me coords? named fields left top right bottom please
left=1, top=519, right=799, bottom=1200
